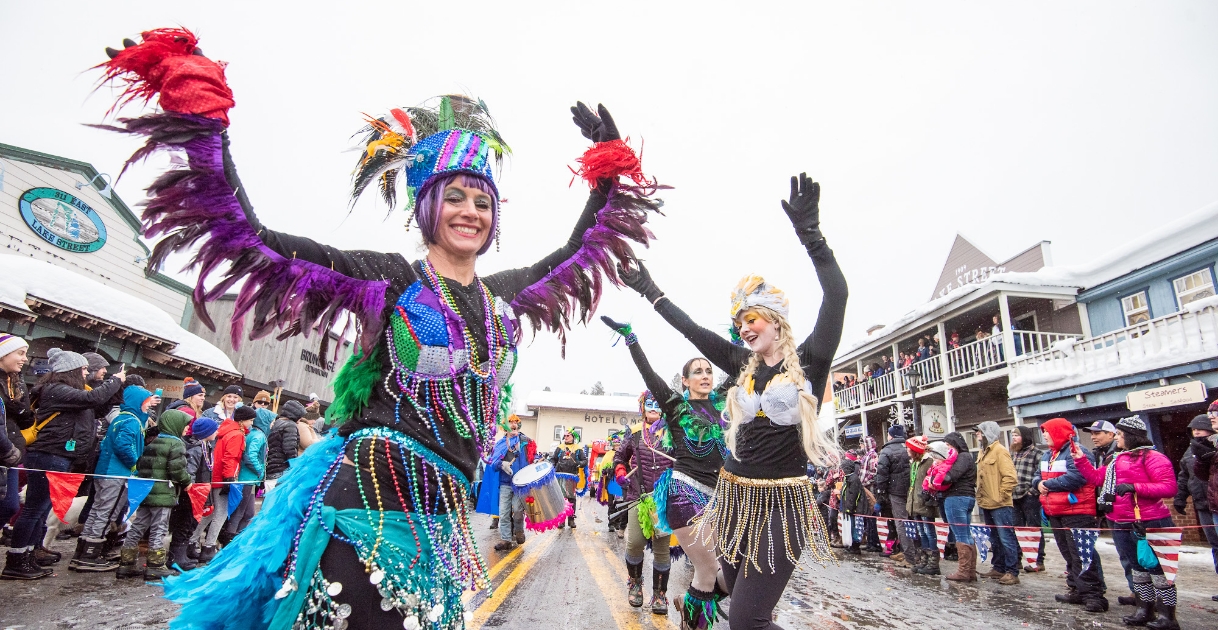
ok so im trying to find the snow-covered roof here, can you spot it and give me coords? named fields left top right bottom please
left=0, top=255, right=239, bottom=375
left=835, top=199, right=1218, bottom=364
left=525, top=390, right=642, bottom=414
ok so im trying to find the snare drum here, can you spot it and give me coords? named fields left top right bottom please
left=512, top=462, right=574, bottom=532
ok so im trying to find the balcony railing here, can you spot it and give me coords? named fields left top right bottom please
left=833, top=330, right=1083, bottom=413
left=1009, top=300, right=1218, bottom=399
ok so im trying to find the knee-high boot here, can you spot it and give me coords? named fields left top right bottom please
left=1145, top=584, right=1179, bottom=630
left=626, top=560, right=644, bottom=608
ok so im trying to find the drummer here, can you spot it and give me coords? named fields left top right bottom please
left=481, top=415, right=537, bottom=551
left=551, top=428, right=588, bottom=529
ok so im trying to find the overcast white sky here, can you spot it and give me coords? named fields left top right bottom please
left=3, top=2, right=1218, bottom=405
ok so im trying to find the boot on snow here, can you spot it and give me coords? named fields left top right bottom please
left=626, top=561, right=644, bottom=607
left=1, top=550, right=52, bottom=580
left=649, top=568, right=670, bottom=615
left=144, top=548, right=179, bottom=580
left=116, top=547, right=143, bottom=579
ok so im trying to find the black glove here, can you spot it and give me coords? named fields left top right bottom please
left=223, top=476, right=237, bottom=484
left=1192, top=435, right=1217, bottom=454
left=1113, top=483, right=1136, bottom=497
left=781, top=173, right=824, bottom=247
left=1173, top=500, right=1187, bottom=515
left=570, top=102, right=620, bottom=144
left=618, top=261, right=664, bottom=304
left=600, top=315, right=631, bottom=335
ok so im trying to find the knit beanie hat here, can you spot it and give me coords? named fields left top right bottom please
left=0, top=334, right=29, bottom=360
left=253, top=390, right=273, bottom=404
left=82, top=352, right=109, bottom=372
left=222, top=384, right=243, bottom=397
left=1115, top=415, right=1148, bottom=438
left=234, top=405, right=257, bottom=422
left=888, top=424, right=906, bottom=439
left=182, top=377, right=204, bottom=399
left=47, top=348, right=89, bottom=373
left=927, top=441, right=951, bottom=460
left=906, top=435, right=928, bottom=454
left=191, top=416, right=220, bottom=440
left=1210, top=400, right=1218, bottom=414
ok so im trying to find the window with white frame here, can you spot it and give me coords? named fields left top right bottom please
left=1121, top=291, right=1150, bottom=326
left=1173, top=269, right=1215, bottom=309
left=552, top=426, right=565, bottom=440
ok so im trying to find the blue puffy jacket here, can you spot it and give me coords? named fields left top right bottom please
left=93, top=386, right=151, bottom=476
left=238, top=407, right=273, bottom=481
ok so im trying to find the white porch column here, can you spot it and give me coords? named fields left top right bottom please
left=998, top=293, right=1017, bottom=364
left=936, top=321, right=950, bottom=382
left=943, top=388, right=956, bottom=434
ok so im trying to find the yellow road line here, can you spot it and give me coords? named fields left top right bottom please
left=467, top=531, right=559, bottom=628
left=460, top=541, right=524, bottom=608
left=573, top=531, right=645, bottom=630
left=597, top=534, right=681, bottom=630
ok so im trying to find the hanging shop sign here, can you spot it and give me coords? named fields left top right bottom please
left=1126, top=381, right=1208, bottom=412
left=18, top=187, right=108, bottom=253
left=842, top=424, right=863, bottom=438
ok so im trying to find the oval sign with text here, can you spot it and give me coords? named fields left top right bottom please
left=18, top=187, right=107, bottom=253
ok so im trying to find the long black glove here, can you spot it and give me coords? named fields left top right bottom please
left=782, top=172, right=825, bottom=249
left=570, top=102, right=621, bottom=143
left=1193, top=435, right=1217, bottom=454
left=618, top=261, right=664, bottom=304
left=1113, top=483, right=1136, bottom=497
left=600, top=315, right=630, bottom=335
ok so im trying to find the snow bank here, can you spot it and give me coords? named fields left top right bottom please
left=840, top=200, right=1218, bottom=359
left=0, top=255, right=238, bottom=375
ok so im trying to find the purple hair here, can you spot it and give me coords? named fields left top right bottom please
left=414, top=172, right=500, bottom=255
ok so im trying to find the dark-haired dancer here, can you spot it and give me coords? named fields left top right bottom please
left=602, top=317, right=727, bottom=629
left=616, top=173, right=847, bottom=629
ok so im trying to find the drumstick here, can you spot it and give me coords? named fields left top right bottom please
left=609, top=501, right=641, bottom=521
left=624, top=467, right=639, bottom=480
left=648, top=446, right=677, bottom=463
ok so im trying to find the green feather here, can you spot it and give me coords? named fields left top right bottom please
left=498, top=382, right=514, bottom=427
left=438, top=96, right=456, bottom=131
left=324, top=346, right=384, bottom=425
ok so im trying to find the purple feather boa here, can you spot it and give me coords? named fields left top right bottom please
left=509, top=184, right=662, bottom=356
left=100, top=113, right=388, bottom=356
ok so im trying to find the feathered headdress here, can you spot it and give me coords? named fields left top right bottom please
left=562, top=426, right=582, bottom=444
left=729, top=275, right=790, bottom=341
left=350, top=95, right=511, bottom=227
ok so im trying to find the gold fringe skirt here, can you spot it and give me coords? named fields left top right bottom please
left=693, top=469, right=834, bottom=576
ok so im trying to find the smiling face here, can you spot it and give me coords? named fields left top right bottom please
left=682, top=359, right=714, bottom=399
left=429, top=181, right=494, bottom=259
left=0, top=347, right=28, bottom=373
left=736, top=309, right=779, bottom=356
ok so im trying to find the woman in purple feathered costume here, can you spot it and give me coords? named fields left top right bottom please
left=92, top=28, right=664, bottom=630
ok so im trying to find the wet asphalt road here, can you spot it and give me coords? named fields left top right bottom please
left=3, top=498, right=1217, bottom=629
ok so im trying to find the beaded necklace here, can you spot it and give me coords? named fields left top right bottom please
left=384, top=260, right=514, bottom=456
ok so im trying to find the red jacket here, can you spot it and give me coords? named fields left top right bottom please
left=212, top=419, right=246, bottom=483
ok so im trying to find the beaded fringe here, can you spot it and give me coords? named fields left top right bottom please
left=693, top=469, right=834, bottom=577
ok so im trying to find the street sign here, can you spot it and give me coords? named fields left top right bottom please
left=1126, top=381, right=1208, bottom=412
left=842, top=424, right=863, bottom=438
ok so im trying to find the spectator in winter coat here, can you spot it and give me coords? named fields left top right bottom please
left=1033, top=418, right=1107, bottom=612
left=839, top=453, right=866, bottom=554
left=1073, top=416, right=1179, bottom=627
left=1189, top=405, right=1218, bottom=603
left=923, top=441, right=957, bottom=493
left=226, top=407, right=272, bottom=537
left=251, top=389, right=272, bottom=411
left=265, top=400, right=307, bottom=487
left=0, top=334, right=32, bottom=531
left=1011, top=425, right=1046, bottom=572
left=904, top=436, right=938, bottom=572
left=1, top=350, right=124, bottom=581
left=116, top=409, right=191, bottom=580
left=69, top=386, right=157, bottom=571
left=203, top=384, right=243, bottom=422
left=178, top=378, right=207, bottom=419
left=873, top=425, right=913, bottom=562
left=1175, top=415, right=1218, bottom=588
left=973, top=421, right=1020, bottom=585
left=198, top=405, right=254, bottom=561
left=169, top=416, right=219, bottom=571
left=939, top=431, right=977, bottom=580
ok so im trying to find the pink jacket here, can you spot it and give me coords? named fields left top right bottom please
left=1073, top=450, right=1177, bottom=523
left=923, top=448, right=958, bottom=493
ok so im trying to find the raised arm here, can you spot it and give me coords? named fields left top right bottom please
left=619, top=264, right=750, bottom=376
left=783, top=174, right=849, bottom=399
left=600, top=316, right=676, bottom=403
